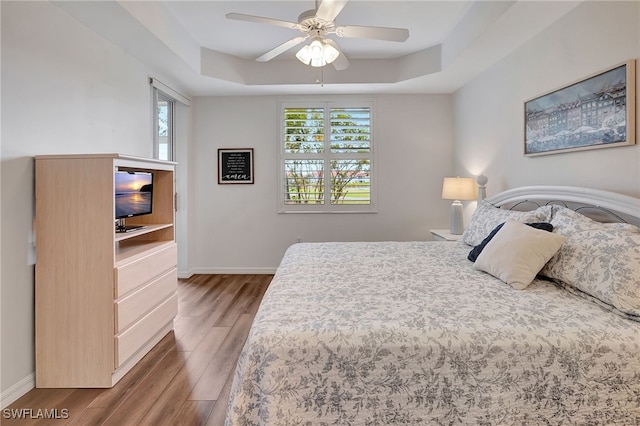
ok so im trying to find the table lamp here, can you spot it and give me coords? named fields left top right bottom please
left=442, top=177, right=476, bottom=235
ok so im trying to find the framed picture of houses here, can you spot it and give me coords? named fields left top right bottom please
left=218, top=148, right=254, bottom=184
left=524, top=60, right=636, bottom=156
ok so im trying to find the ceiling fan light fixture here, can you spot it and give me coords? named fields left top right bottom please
left=295, top=44, right=312, bottom=64
left=296, top=38, right=339, bottom=67
left=310, top=57, right=325, bottom=67
left=309, top=39, right=324, bottom=59
left=228, top=1, right=410, bottom=71
left=322, top=42, right=339, bottom=64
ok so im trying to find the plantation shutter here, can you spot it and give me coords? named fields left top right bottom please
left=280, top=101, right=375, bottom=212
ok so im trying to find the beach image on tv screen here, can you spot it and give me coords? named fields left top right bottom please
left=115, top=172, right=153, bottom=218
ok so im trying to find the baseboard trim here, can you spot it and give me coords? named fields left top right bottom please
left=189, top=267, right=278, bottom=275
left=177, top=269, right=194, bottom=279
left=1, top=373, right=35, bottom=409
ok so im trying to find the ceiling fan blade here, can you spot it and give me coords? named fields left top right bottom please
left=323, top=39, right=350, bottom=70
left=315, top=0, right=348, bottom=22
left=256, top=36, right=308, bottom=62
left=335, top=25, right=409, bottom=42
left=226, top=12, right=300, bottom=30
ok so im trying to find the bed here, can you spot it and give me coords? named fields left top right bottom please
left=225, top=185, right=640, bottom=425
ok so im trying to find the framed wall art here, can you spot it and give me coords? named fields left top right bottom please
left=218, top=148, right=254, bottom=184
left=524, top=60, right=636, bottom=156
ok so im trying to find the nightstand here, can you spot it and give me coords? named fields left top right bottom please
left=430, top=229, right=463, bottom=242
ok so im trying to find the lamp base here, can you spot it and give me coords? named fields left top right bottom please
left=450, top=200, right=464, bottom=235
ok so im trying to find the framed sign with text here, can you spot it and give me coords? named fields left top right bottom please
left=218, top=148, right=254, bottom=184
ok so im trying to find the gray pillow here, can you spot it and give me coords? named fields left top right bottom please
left=540, top=206, right=640, bottom=317
left=462, top=200, right=553, bottom=246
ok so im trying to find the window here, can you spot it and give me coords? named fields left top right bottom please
left=153, top=89, right=174, bottom=161
left=279, top=100, right=376, bottom=213
left=150, top=77, right=191, bottom=162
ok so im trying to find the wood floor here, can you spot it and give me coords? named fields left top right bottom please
left=3, top=274, right=272, bottom=426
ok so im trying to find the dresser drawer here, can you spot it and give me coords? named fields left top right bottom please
left=115, top=293, right=178, bottom=367
left=115, top=243, right=176, bottom=298
left=115, top=268, right=177, bottom=333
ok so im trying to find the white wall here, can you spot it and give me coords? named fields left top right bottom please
left=453, top=1, right=640, bottom=199
left=175, top=101, right=194, bottom=277
left=8, top=0, right=634, bottom=408
left=190, top=94, right=454, bottom=273
left=0, top=1, right=451, bottom=401
left=0, top=1, right=180, bottom=404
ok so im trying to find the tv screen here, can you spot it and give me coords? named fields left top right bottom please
left=115, top=171, right=153, bottom=219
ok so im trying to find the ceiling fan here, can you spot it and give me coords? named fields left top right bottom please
left=226, top=0, right=409, bottom=70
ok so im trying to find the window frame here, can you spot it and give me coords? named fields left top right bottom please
left=278, top=99, right=377, bottom=214
left=153, top=88, right=175, bottom=162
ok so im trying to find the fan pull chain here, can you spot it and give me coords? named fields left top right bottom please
left=316, top=66, right=324, bottom=87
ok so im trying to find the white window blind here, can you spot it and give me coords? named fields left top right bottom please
left=279, top=101, right=376, bottom=213
left=150, top=77, right=191, bottom=107
left=150, top=78, right=192, bottom=162
left=153, top=89, right=174, bottom=161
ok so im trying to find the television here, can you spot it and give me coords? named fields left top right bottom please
left=115, top=171, right=153, bottom=220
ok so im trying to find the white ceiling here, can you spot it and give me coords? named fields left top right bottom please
left=54, top=0, right=582, bottom=97
left=163, top=1, right=472, bottom=60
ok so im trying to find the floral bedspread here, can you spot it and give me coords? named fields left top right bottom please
left=226, top=242, right=640, bottom=425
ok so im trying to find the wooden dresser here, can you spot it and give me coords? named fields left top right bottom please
left=35, top=154, right=178, bottom=388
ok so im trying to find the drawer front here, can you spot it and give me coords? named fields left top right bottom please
left=115, top=293, right=178, bottom=367
left=115, top=268, right=177, bottom=333
left=115, top=243, right=177, bottom=298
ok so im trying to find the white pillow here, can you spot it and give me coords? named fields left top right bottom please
left=474, top=219, right=565, bottom=290
left=462, top=200, right=553, bottom=246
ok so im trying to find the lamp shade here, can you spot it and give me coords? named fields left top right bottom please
left=442, top=177, right=476, bottom=201
left=295, top=45, right=313, bottom=64
left=322, top=43, right=339, bottom=64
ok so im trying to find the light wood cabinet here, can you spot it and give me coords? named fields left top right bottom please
left=35, top=154, right=178, bottom=388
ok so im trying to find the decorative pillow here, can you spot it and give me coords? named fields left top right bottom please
left=540, top=206, right=640, bottom=316
left=467, top=222, right=554, bottom=262
left=473, top=220, right=565, bottom=290
left=548, top=205, right=639, bottom=232
left=461, top=200, right=553, bottom=246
